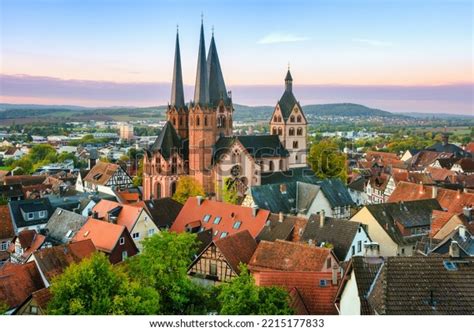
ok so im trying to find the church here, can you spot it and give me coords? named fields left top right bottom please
left=143, top=21, right=308, bottom=201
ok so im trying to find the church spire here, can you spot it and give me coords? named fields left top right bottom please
left=285, top=67, right=293, bottom=93
left=170, top=27, right=185, bottom=108
left=193, top=19, right=209, bottom=105
left=207, top=31, right=229, bottom=106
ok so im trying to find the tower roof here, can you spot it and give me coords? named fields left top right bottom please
left=170, top=29, right=185, bottom=108
left=207, top=33, right=230, bottom=106
left=193, top=21, right=209, bottom=105
left=278, top=69, right=299, bottom=120
left=150, top=121, right=183, bottom=159
left=285, top=69, right=293, bottom=82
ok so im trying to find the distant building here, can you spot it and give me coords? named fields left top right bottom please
left=119, top=124, right=134, bottom=141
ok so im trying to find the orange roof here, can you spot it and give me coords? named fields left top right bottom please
left=0, top=205, right=14, bottom=240
left=0, top=261, right=45, bottom=309
left=465, top=142, right=474, bottom=154
left=426, top=167, right=455, bottom=182
left=366, top=151, right=399, bottom=161
left=72, top=218, right=126, bottom=253
left=249, top=240, right=334, bottom=272
left=92, top=199, right=142, bottom=232
left=388, top=181, right=474, bottom=213
left=430, top=210, right=457, bottom=238
left=255, top=271, right=339, bottom=315
left=171, top=197, right=270, bottom=238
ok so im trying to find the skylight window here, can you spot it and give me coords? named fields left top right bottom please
left=443, top=260, right=457, bottom=271
left=203, top=214, right=211, bottom=223
left=233, top=221, right=241, bottom=229
left=213, top=216, right=222, bottom=224
left=65, top=230, right=73, bottom=239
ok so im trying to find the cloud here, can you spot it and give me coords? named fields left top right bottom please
left=257, top=33, right=309, bottom=44
left=352, top=38, right=393, bottom=47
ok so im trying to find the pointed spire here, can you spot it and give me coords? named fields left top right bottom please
left=285, top=68, right=293, bottom=93
left=194, top=20, right=209, bottom=105
left=170, top=28, right=185, bottom=108
left=207, top=31, right=229, bottom=106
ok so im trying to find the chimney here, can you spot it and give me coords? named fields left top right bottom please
left=252, top=205, right=258, bottom=217
left=197, top=196, right=203, bottom=206
left=278, top=212, right=284, bottom=223
left=331, top=265, right=338, bottom=285
left=449, top=240, right=460, bottom=258
left=432, top=186, right=438, bottom=199
left=280, top=184, right=287, bottom=194
left=319, top=210, right=326, bottom=228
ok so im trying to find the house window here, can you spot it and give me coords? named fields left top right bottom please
left=220, top=232, right=228, bottom=238
left=210, top=262, right=217, bottom=276
left=203, top=214, right=211, bottom=223
left=290, top=115, right=295, bottom=122
left=233, top=221, right=241, bottom=229
left=39, top=210, right=47, bottom=218
left=293, top=141, right=298, bottom=149
left=27, top=212, right=34, bottom=220
left=119, top=237, right=125, bottom=245
left=351, top=246, right=355, bottom=255
left=148, top=228, right=155, bottom=236
left=401, top=248, right=405, bottom=255
left=213, top=217, right=221, bottom=225
left=319, top=279, right=327, bottom=287
left=122, top=251, right=128, bottom=261
left=30, top=306, right=38, bottom=314
left=326, top=258, right=332, bottom=269
left=357, top=241, right=362, bottom=253
left=132, top=232, right=140, bottom=239
left=0, top=241, right=8, bottom=251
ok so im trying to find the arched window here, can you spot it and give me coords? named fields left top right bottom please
left=269, top=161, right=274, bottom=171
left=293, top=141, right=299, bottom=149
left=172, top=118, right=176, bottom=126
left=190, top=116, right=194, bottom=126
left=289, top=127, right=295, bottom=136
left=297, top=115, right=302, bottom=123
left=278, top=127, right=283, bottom=135
left=196, top=116, right=200, bottom=127
left=279, top=159, right=283, bottom=170
left=204, top=115, right=208, bottom=127
left=170, top=181, right=177, bottom=195
left=179, top=117, right=183, bottom=126
left=171, top=156, right=177, bottom=174
left=297, top=128, right=303, bottom=136
left=290, top=115, right=295, bottom=123
left=272, top=127, right=277, bottom=135
left=154, top=182, right=162, bottom=199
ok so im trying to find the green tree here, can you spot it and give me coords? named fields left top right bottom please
left=217, top=265, right=293, bottom=315
left=308, top=139, right=347, bottom=182
left=172, top=176, right=205, bottom=204
left=127, top=230, right=208, bottom=314
left=222, top=177, right=239, bottom=204
left=0, top=300, right=8, bottom=314
left=48, top=253, right=159, bottom=315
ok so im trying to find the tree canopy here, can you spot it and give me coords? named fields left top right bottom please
left=172, top=176, right=205, bottom=204
left=308, top=139, right=347, bottom=183
left=48, top=253, right=159, bottom=315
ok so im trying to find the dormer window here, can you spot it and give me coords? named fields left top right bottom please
left=39, top=210, right=47, bottom=218
left=27, top=212, right=34, bottom=220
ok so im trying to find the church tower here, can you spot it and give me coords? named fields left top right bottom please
left=269, top=69, right=308, bottom=168
left=207, top=31, right=233, bottom=137
left=188, top=20, right=216, bottom=193
left=166, top=29, right=188, bottom=140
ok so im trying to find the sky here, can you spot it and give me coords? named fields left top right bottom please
left=0, top=0, right=473, bottom=114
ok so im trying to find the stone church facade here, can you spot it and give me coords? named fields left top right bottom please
left=143, top=21, right=308, bottom=201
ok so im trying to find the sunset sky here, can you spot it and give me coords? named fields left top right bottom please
left=1, top=0, right=472, bottom=114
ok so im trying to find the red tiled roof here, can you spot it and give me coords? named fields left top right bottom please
left=388, top=181, right=474, bottom=213
left=430, top=210, right=457, bottom=238
left=426, top=167, right=455, bottom=182
left=171, top=197, right=270, bottom=238
left=214, top=230, right=257, bottom=274
left=465, top=142, right=474, bottom=154
left=249, top=240, right=334, bottom=272
left=0, top=261, right=45, bottom=309
left=32, top=240, right=96, bottom=282
left=0, top=205, right=14, bottom=240
left=72, top=218, right=125, bottom=253
left=255, top=271, right=339, bottom=315
left=4, top=175, right=47, bottom=186
left=92, top=199, right=142, bottom=232
left=17, top=229, right=37, bottom=249
left=31, top=288, right=52, bottom=311
left=83, top=161, right=121, bottom=185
